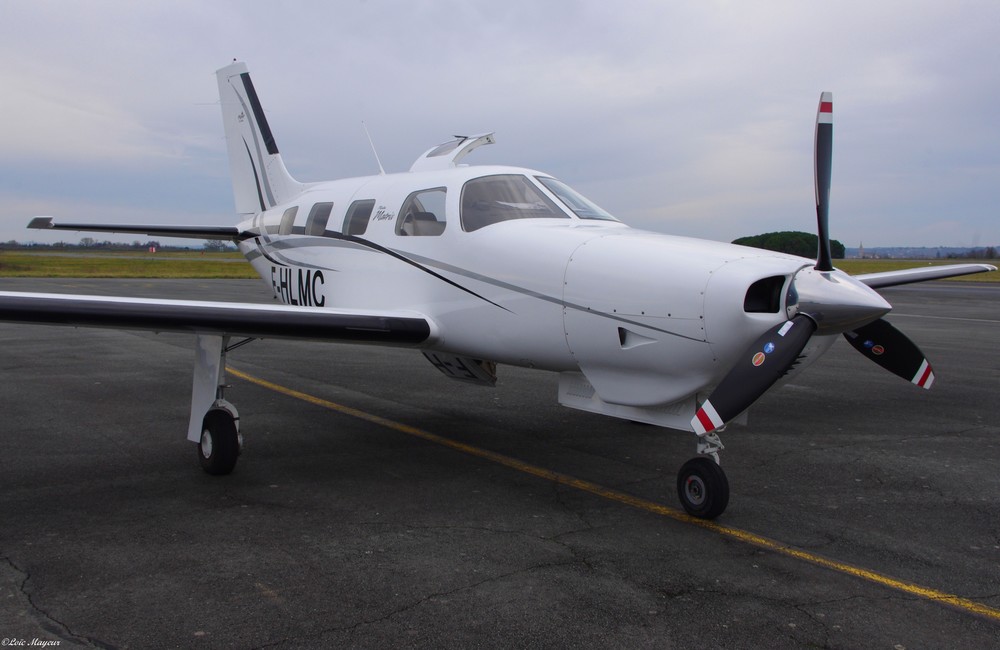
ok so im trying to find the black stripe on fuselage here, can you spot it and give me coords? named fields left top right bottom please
left=239, top=228, right=702, bottom=341
left=242, top=229, right=509, bottom=312
left=328, top=232, right=511, bottom=312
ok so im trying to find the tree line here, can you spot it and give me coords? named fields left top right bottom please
left=732, top=231, right=845, bottom=259
left=1, top=239, right=235, bottom=252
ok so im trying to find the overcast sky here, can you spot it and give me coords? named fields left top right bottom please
left=1, top=0, right=997, bottom=248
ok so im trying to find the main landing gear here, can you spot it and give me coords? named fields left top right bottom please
left=188, top=335, right=247, bottom=476
left=198, top=408, right=241, bottom=475
left=676, top=430, right=730, bottom=519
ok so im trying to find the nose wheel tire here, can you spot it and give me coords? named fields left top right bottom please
left=677, top=456, right=729, bottom=519
left=198, top=410, right=239, bottom=475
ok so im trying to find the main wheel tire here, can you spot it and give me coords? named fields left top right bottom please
left=198, top=410, right=239, bottom=476
left=677, top=456, right=730, bottom=519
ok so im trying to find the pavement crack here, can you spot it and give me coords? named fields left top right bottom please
left=1, top=554, right=114, bottom=649
left=249, top=558, right=582, bottom=649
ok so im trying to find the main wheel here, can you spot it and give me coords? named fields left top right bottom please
left=198, top=410, right=239, bottom=475
left=677, top=457, right=730, bottom=519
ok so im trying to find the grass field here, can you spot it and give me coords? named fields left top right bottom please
left=0, top=250, right=258, bottom=279
left=0, top=249, right=996, bottom=282
left=834, top=258, right=998, bottom=282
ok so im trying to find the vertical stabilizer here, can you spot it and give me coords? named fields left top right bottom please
left=216, top=62, right=305, bottom=215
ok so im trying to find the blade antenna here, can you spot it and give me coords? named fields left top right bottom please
left=362, top=121, right=386, bottom=176
left=814, top=92, right=834, bottom=272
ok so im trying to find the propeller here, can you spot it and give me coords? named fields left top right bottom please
left=814, top=92, right=834, bottom=272
left=844, top=318, right=934, bottom=388
left=690, top=92, right=936, bottom=436
left=692, top=315, right=816, bottom=434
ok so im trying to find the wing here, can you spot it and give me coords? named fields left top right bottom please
left=0, top=291, right=432, bottom=345
left=28, top=217, right=241, bottom=241
left=855, top=263, right=996, bottom=289
left=0, top=290, right=433, bottom=447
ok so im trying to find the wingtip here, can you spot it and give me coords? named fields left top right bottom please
left=27, top=216, right=54, bottom=229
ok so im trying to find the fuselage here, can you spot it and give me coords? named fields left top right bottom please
left=237, top=164, right=824, bottom=410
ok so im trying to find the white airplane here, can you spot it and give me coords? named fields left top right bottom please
left=2, top=63, right=993, bottom=519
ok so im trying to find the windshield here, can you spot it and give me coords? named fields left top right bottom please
left=536, top=177, right=618, bottom=221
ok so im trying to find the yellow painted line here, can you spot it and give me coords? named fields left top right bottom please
left=227, top=366, right=1000, bottom=623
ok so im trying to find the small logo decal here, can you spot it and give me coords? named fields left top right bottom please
left=752, top=352, right=766, bottom=367
left=764, top=342, right=775, bottom=354
left=872, top=345, right=885, bottom=356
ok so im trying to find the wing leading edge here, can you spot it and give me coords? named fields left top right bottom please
left=855, top=263, right=996, bottom=289
left=28, top=217, right=240, bottom=241
left=0, top=292, right=433, bottom=346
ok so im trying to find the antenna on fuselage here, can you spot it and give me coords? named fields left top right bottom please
left=361, top=121, right=386, bottom=176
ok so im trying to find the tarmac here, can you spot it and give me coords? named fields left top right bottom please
left=1, top=278, right=998, bottom=648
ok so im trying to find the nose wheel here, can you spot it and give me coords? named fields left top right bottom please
left=677, top=456, right=729, bottom=519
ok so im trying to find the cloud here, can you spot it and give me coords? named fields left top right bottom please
left=0, top=0, right=998, bottom=247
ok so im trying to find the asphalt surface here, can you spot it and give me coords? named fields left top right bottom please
left=1, top=278, right=998, bottom=649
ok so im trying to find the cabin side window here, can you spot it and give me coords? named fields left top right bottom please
left=343, top=199, right=376, bottom=236
left=305, top=202, right=334, bottom=236
left=460, top=175, right=567, bottom=232
left=278, top=206, right=298, bottom=235
left=396, top=188, right=447, bottom=236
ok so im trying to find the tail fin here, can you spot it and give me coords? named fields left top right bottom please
left=216, top=61, right=306, bottom=215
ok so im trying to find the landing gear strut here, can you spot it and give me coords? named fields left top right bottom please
left=677, top=430, right=730, bottom=519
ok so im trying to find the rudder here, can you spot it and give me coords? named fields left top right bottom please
left=216, top=61, right=305, bottom=215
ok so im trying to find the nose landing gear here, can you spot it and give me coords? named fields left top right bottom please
left=677, top=430, right=729, bottom=519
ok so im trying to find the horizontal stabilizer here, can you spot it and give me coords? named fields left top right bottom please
left=856, top=263, right=996, bottom=289
left=28, top=217, right=240, bottom=241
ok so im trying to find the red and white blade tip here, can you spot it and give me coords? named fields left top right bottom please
left=692, top=400, right=724, bottom=435
left=818, top=92, right=833, bottom=124
left=912, top=359, right=935, bottom=389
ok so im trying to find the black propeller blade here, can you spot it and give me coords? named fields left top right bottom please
left=692, top=315, right=817, bottom=434
left=814, top=92, right=834, bottom=272
left=844, top=318, right=935, bottom=389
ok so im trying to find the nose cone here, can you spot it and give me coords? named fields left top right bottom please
left=793, top=267, right=891, bottom=333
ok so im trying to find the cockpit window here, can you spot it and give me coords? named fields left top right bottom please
left=536, top=177, right=618, bottom=221
left=460, top=174, right=568, bottom=232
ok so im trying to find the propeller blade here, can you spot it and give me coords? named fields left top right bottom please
left=844, top=318, right=935, bottom=389
left=692, top=315, right=817, bottom=434
left=814, top=92, right=834, bottom=272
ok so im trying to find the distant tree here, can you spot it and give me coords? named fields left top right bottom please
left=733, top=231, right=845, bottom=259
left=202, top=240, right=231, bottom=252
left=80, top=237, right=96, bottom=247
